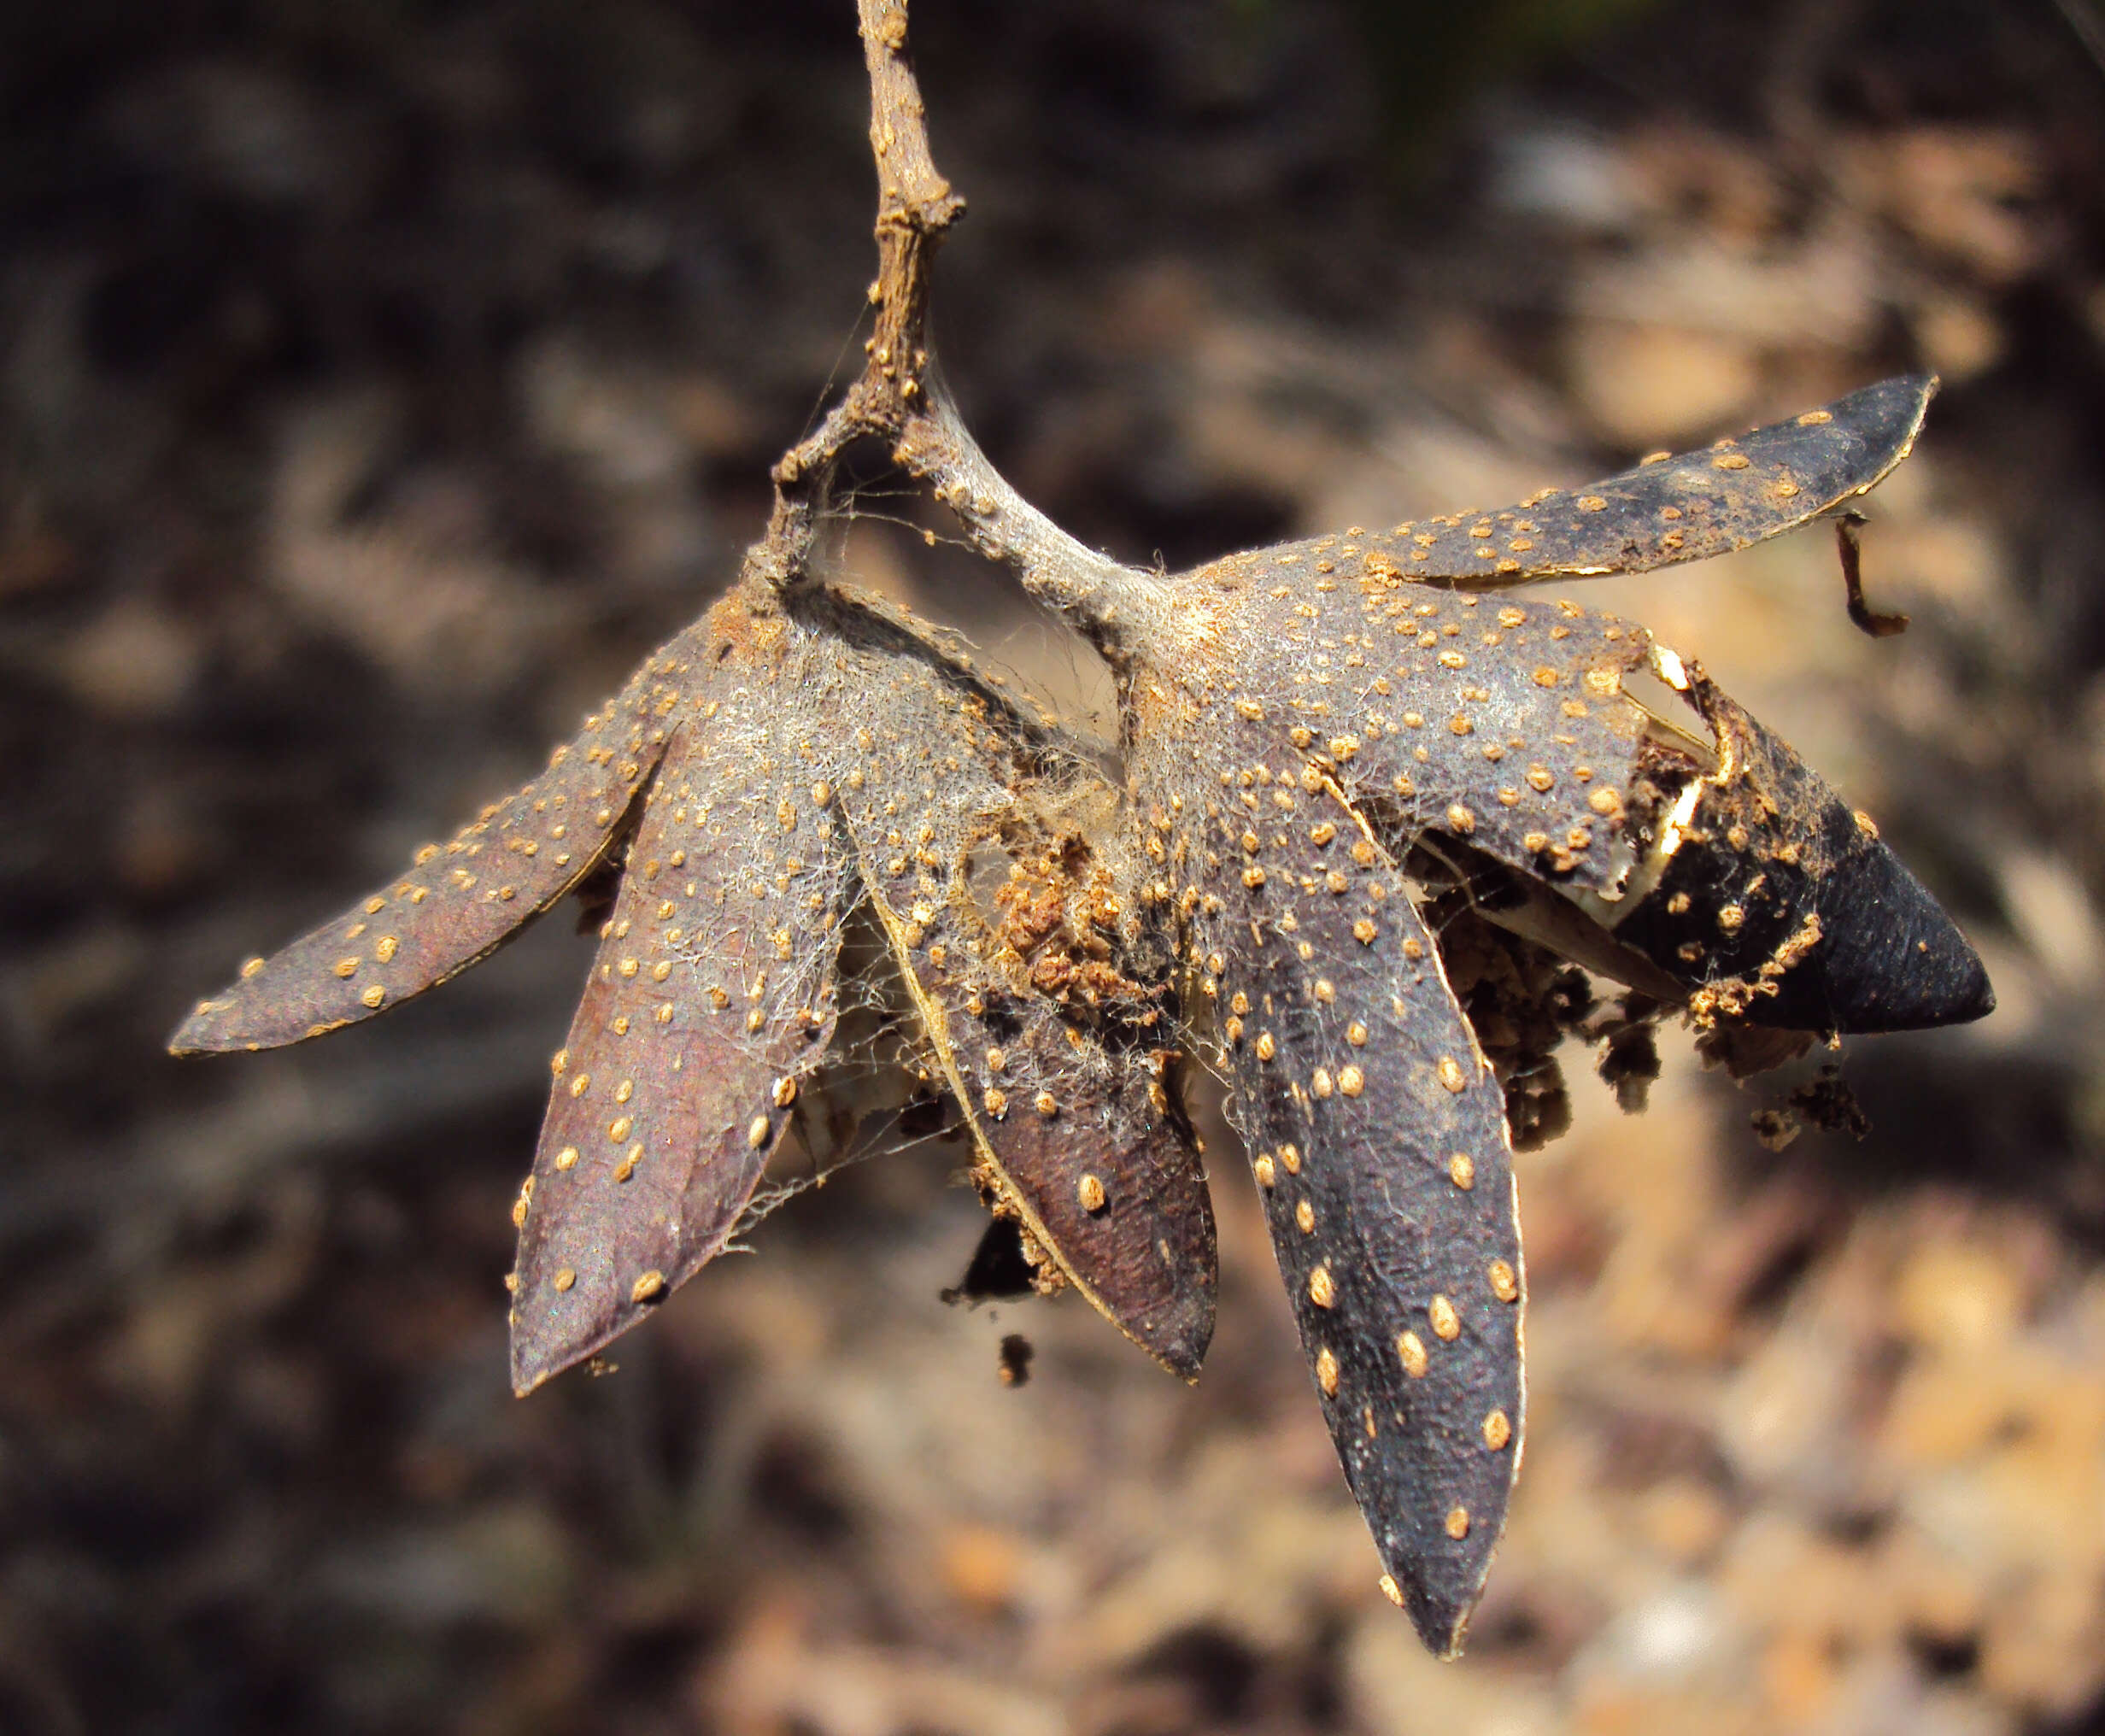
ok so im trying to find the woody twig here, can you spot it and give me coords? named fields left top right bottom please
left=752, top=0, right=1158, bottom=673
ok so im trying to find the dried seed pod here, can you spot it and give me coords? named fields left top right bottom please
left=1174, top=578, right=1656, bottom=893
left=1138, top=378, right=1989, bottom=1042
left=512, top=686, right=847, bottom=1392
left=809, top=589, right=1217, bottom=1377
left=1386, top=645, right=1992, bottom=1036
left=1160, top=727, right=1523, bottom=1657
left=170, top=657, right=683, bottom=1053
left=1604, top=664, right=1993, bottom=1032
left=1067, top=377, right=1986, bottom=1655
left=175, top=569, right=1217, bottom=1391
left=1124, top=644, right=1533, bottom=1648
left=1333, top=373, right=1935, bottom=589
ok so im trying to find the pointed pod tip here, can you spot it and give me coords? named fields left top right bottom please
left=1859, top=369, right=1938, bottom=429
left=509, top=1309, right=609, bottom=1399
left=1826, top=372, right=1939, bottom=497
left=1138, top=1297, right=1214, bottom=1383
left=1769, top=835, right=1997, bottom=1034
left=1382, top=1532, right=1498, bottom=1659
left=167, top=1007, right=234, bottom=1056
left=509, top=1333, right=565, bottom=1399
left=1401, top=1584, right=1480, bottom=1662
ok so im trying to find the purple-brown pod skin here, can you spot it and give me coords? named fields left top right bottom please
left=1150, top=378, right=1941, bottom=912
left=1129, top=683, right=1523, bottom=1657
left=1148, top=379, right=1986, bottom=1046
left=1097, top=378, right=1975, bottom=1649
left=1187, top=579, right=1657, bottom=894
left=1332, top=374, right=1936, bottom=590
left=1612, top=671, right=1994, bottom=1034
left=813, top=589, right=1217, bottom=1377
left=170, top=661, right=678, bottom=1054
left=509, top=594, right=855, bottom=1391
left=519, top=583, right=1218, bottom=1390
left=1153, top=552, right=1668, bottom=944
left=174, top=570, right=1220, bottom=1393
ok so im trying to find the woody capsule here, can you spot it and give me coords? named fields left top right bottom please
left=161, top=0, right=2002, bottom=1673
left=924, top=370, right=1992, bottom=1655
left=173, top=367, right=1993, bottom=1661
left=173, top=581, right=1217, bottom=1395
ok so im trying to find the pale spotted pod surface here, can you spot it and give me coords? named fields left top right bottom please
left=512, top=596, right=849, bottom=1392
left=1148, top=559, right=1991, bottom=1039
left=1318, top=373, right=1935, bottom=591
left=1035, top=377, right=1974, bottom=1654
left=1163, top=568, right=1661, bottom=894
left=1129, top=688, right=1523, bottom=1656
left=809, top=589, right=1217, bottom=1376
left=170, top=650, right=683, bottom=1053
left=1136, top=378, right=1941, bottom=912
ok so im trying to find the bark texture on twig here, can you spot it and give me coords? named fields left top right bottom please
left=754, top=0, right=1164, bottom=675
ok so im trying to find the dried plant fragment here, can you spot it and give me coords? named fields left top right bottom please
left=999, top=378, right=1991, bottom=1654
left=172, top=659, right=679, bottom=1053
left=1610, top=666, right=1991, bottom=1031
left=1136, top=382, right=1990, bottom=1043
left=812, top=589, right=1216, bottom=1375
left=1335, top=374, right=1935, bottom=591
left=1157, top=729, right=1523, bottom=1657
left=1169, top=580, right=1656, bottom=891
left=1433, top=906, right=1595, bottom=1152
left=512, top=607, right=848, bottom=1392
left=176, top=569, right=1216, bottom=1394
left=170, top=0, right=2002, bottom=1664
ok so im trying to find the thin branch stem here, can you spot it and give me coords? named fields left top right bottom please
left=895, top=384, right=1165, bottom=672
left=746, top=0, right=1157, bottom=676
